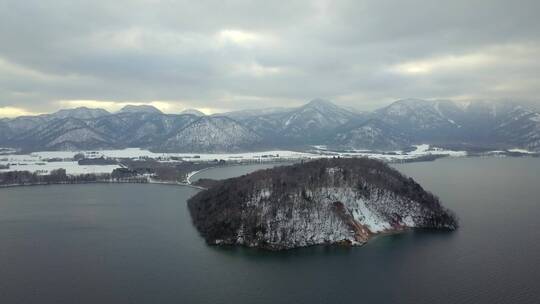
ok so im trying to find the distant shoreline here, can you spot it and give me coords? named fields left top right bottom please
left=0, top=179, right=205, bottom=190
left=2, top=154, right=538, bottom=191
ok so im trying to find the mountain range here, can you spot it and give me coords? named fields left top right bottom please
left=0, top=99, right=539, bottom=152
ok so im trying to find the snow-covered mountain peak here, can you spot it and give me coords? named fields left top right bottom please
left=303, top=98, right=341, bottom=112
left=160, top=116, right=261, bottom=152
left=1, top=98, right=539, bottom=152
left=51, top=107, right=110, bottom=120
left=180, top=109, right=206, bottom=116
left=118, top=105, right=163, bottom=114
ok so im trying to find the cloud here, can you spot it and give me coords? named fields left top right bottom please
left=216, top=29, right=272, bottom=47
left=55, top=99, right=219, bottom=114
left=0, top=106, right=41, bottom=117
left=389, top=44, right=540, bottom=75
left=0, top=0, right=539, bottom=116
left=389, top=54, right=496, bottom=75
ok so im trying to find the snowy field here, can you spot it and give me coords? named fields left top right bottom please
left=30, top=148, right=316, bottom=161
left=0, top=145, right=469, bottom=175
left=0, top=161, right=120, bottom=175
left=507, top=148, right=537, bottom=154
left=308, top=144, right=467, bottom=161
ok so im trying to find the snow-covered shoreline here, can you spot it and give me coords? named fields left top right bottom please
left=3, top=144, right=537, bottom=178
left=0, top=178, right=206, bottom=190
left=0, top=145, right=469, bottom=175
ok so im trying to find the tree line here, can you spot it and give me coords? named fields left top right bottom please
left=0, top=168, right=148, bottom=186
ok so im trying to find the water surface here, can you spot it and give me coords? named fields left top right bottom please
left=190, top=163, right=290, bottom=182
left=1, top=157, right=539, bottom=304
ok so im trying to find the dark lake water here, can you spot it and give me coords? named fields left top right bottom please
left=1, top=157, right=540, bottom=304
left=190, top=163, right=286, bottom=182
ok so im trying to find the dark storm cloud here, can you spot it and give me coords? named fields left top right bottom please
left=1, top=0, right=539, bottom=115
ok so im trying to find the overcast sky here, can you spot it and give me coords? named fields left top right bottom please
left=1, top=0, right=539, bottom=116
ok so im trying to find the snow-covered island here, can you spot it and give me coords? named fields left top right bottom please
left=188, top=158, right=458, bottom=250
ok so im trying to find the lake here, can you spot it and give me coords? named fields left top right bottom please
left=1, top=157, right=539, bottom=304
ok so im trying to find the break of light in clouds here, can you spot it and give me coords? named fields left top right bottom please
left=1, top=0, right=540, bottom=116
left=0, top=106, right=41, bottom=118
left=56, top=99, right=218, bottom=115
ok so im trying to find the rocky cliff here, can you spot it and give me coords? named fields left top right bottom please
left=188, top=158, right=457, bottom=250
